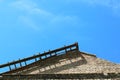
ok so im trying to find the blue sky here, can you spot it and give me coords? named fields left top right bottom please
left=0, top=0, right=120, bottom=65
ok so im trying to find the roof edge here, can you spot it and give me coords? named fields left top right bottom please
left=80, top=51, right=97, bottom=57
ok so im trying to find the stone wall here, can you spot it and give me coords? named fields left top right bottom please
left=20, top=51, right=120, bottom=74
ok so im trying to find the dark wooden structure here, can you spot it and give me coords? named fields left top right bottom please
left=0, top=42, right=120, bottom=80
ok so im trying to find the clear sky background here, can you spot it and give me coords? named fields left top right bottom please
left=0, top=0, right=120, bottom=65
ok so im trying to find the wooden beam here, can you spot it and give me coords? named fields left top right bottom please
left=0, top=43, right=79, bottom=68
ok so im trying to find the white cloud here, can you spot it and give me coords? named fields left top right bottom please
left=74, top=0, right=120, bottom=16
left=0, top=0, right=3, bottom=2
left=18, top=16, right=40, bottom=31
left=62, top=0, right=120, bottom=16
left=50, top=15, right=78, bottom=26
left=66, top=0, right=119, bottom=7
left=10, top=0, right=52, bottom=16
left=82, top=0, right=120, bottom=8
left=10, top=0, right=78, bottom=31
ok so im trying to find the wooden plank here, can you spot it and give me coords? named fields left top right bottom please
left=0, top=43, right=78, bottom=68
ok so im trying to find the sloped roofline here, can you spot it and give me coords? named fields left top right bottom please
left=0, top=42, right=79, bottom=74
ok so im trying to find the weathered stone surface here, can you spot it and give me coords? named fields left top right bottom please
left=20, top=51, right=120, bottom=74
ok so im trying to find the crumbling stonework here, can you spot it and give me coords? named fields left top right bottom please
left=0, top=42, right=120, bottom=79
left=21, top=51, right=120, bottom=74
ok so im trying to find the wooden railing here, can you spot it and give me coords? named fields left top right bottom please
left=0, top=42, right=79, bottom=74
